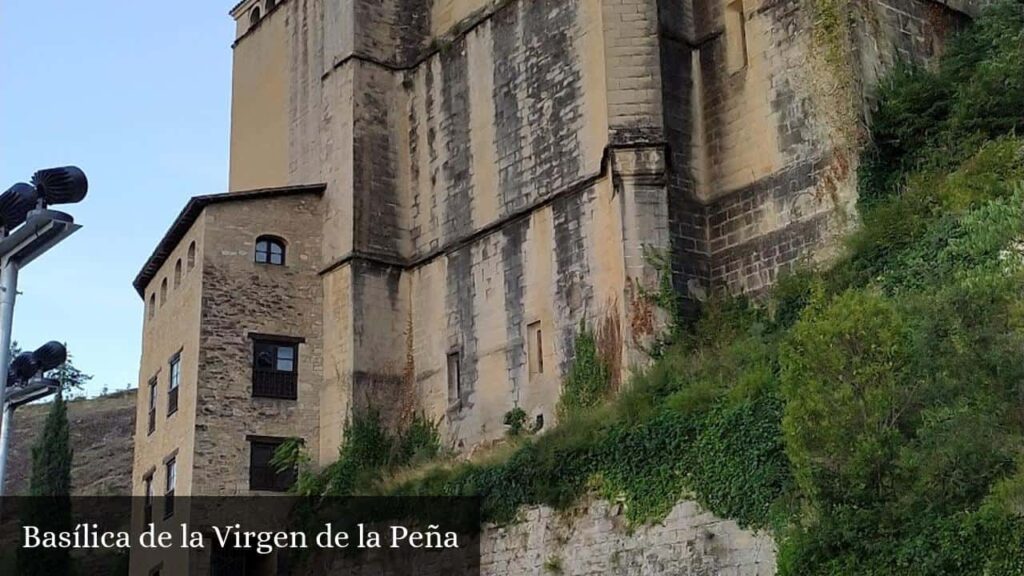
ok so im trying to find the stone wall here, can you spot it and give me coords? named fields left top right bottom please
left=406, top=176, right=636, bottom=447
left=321, top=498, right=776, bottom=575
left=193, top=191, right=324, bottom=495
left=130, top=214, right=206, bottom=576
left=661, top=0, right=970, bottom=303
left=479, top=500, right=775, bottom=576
left=132, top=214, right=204, bottom=501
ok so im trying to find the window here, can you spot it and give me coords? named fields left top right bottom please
left=164, top=458, right=176, bottom=519
left=148, top=294, right=155, bottom=319
left=174, top=259, right=182, bottom=288
left=252, top=337, right=299, bottom=399
left=143, top=473, right=154, bottom=526
left=528, top=322, right=544, bottom=377
left=167, top=354, right=180, bottom=416
left=160, top=278, right=168, bottom=306
left=249, top=437, right=296, bottom=491
left=447, top=351, right=462, bottom=407
left=265, top=0, right=276, bottom=10
left=147, top=377, right=157, bottom=435
left=250, top=6, right=261, bottom=25
left=725, top=0, right=748, bottom=73
left=254, top=236, right=285, bottom=265
left=187, top=241, right=196, bottom=271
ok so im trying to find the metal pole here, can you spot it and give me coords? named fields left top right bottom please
left=0, top=260, right=20, bottom=497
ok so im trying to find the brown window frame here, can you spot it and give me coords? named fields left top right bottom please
left=164, top=457, right=176, bottom=519
left=248, top=436, right=297, bottom=492
left=167, top=353, right=181, bottom=416
left=147, top=376, right=157, bottom=435
left=251, top=335, right=301, bottom=400
left=143, top=472, right=154, bottom=526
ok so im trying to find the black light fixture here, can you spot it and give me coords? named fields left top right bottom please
left=0, top=184, right=39, bottom=230
left=7, top=341, right=67, bottom=388
left=0, top=166, right=88, bottom=233
left=32, top=166, right=88, bottom=206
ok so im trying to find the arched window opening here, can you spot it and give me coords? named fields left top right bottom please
left=149, top=294, right=156, bottom=319
left=174, top=259, right=182, bottom=288
left=265, top=0, right=276, bottom=11
left=250, top=6, right=262, bottom=25
left=187, top=241, right=196, bottom=271
left=160, top=278, right=168, bottom=305
left=255, top=236, right=286, bottom=266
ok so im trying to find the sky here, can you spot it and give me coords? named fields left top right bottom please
left=1, top=0, right=235, bottom=396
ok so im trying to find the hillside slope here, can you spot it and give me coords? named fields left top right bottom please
left=1, top=390, right=135, bottom=496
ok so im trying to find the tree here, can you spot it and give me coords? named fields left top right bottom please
left=17, top=393, right=73, bottom=575
left=46, top=345, right=91, bottom=393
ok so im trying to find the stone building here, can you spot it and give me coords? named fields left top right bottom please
left=129, top=1, right=983, bottom=571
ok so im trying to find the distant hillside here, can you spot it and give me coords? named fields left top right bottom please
left=1, top=389, right=136, bottom=496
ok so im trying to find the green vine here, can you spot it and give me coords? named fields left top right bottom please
left=556, top=322, right=612, bottom=419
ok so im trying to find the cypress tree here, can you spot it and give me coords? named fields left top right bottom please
left=17, top=393, right=73, bottom=575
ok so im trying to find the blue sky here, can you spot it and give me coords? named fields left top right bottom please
left=1, top=1, right=235, bottom=396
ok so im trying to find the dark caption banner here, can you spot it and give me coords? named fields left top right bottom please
left=0, top=497, right=481, bottom=576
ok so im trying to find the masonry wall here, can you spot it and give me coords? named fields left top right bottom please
left=129, top=217, right=205, bottom=576
left=660, top=0, right=970, bottom=303
left=192, top=193, right=324, bottom=495
left=394, top=0, right=608, bottom=259
left=227, top=0, right=670, bottom=449
left=229, top=0, right=291, bottom=191
left=409, top=176, right=635, bottom=447
left=131, top=216, right=204, bottom=499
left=386, top=0, right=664, bottom=446
left=319, top=498, right=776, bottom=575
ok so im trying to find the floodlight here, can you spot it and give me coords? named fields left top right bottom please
left=6, top=341, right=67, bottom=387
left=32, top=341, right=67, bottom=372
left=7, top=352, right=37, bottom=386
left=0, top=184, right=38, bottom=230
left=31, top=166, right=88, bottom=205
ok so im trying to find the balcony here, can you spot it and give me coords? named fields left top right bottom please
left=252, top=369, right=297, bottom=400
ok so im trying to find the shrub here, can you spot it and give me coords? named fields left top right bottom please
left=503, top=407, right=528, bottom=437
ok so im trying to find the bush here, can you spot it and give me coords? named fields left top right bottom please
left=781, top=291, right=916, bottom=507
left=503, top=407, right=528, bottom=437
